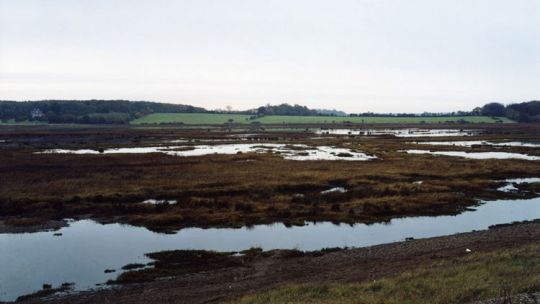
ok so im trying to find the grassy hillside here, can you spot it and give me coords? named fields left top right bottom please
left=131, top=113, right=514, bottom=125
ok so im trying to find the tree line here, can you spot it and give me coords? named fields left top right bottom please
left=1, top=99, right=538, bottom=124
left=253, top=103, right=319, bottom=116
left=478, top=101, right=540, bottom=123
left=0, top=100, right=205, bottom=124
left=246, top=101, right=540, bottom=123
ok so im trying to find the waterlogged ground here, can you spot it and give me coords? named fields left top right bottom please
left=4, top=125, right=540, bottom=302
left=38, top=144, right=375, bottom=161
left=317, top=128, right=479, bottom=137
left=415, top=140, right=540, bottom=147
left=404, top=149, right=540, bottom=160
left=2, top=190, right=540, bottom=301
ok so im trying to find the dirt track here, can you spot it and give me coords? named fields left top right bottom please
left=20, top=221, right=540, bottom=304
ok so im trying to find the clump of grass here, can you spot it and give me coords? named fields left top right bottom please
left=240, top=247, right=263, bottom=256
left=121, top=263, right=146, bottom=270
left=114, top=250, right=244, bottom=284
left=16, top=282, right=74, bottom=302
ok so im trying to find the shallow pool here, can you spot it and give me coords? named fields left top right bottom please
left=415, top=140, right=540, bottom=148
left=317, top=128, right=478, bottom=137
left=37, top=144, right=375, bottom=161
left=2, top=195, right=540, bottom=301
left=404, top=149, right=540, bottom=160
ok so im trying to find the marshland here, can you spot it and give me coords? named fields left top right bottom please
left=3, top=0, right=539, bottom=302
left=2, top=122, right=540, bottom=303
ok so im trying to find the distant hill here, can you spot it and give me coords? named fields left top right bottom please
left=0, top=100, right=206, bottom=124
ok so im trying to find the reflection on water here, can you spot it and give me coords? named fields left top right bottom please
left=404, top=149, right=540, bottom=160
left=317, top=128, right=478, bottom=137
left=37, top=144, right=375, bottom=161
left=2, top=197, right=540, bottom=301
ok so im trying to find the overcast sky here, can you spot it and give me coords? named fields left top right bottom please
left=0, top=0, right=538, bottom=113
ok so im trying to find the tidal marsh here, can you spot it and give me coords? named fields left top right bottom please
left=2, top=125, right=540, bottom=232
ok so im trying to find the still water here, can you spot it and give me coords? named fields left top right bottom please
left=38, top=144, right=375, bottom=161
left=415, top=140, right=540, bottom=148
left=317, top=128, right=478, bottom=137
left=2, top=195, right=540, bottom=301
left=404, top=149, right=540, bottom=160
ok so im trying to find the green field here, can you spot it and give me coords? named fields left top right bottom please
left=131, top=113, right=513, bottom=125
left=0, top=119, right=47, bottom=125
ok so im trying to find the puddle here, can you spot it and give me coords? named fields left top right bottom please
left=282, top=146, right=374, bottom=161
left=317, top=128, right=478, bottom=137
left=38, top=144, right=375, bottom=161
left=416, top=141, right=540, bottom=148
left=170, top=138, right=248, bottom=143
left=321, top=187, right=348, bottom=194
left=404, top=149, right=540, bottom=160
left=141, top=199, right=178, bottom=205
left=226, top=134, right=263, bottom=138
left=166, top=144, right=284, bottom=156
left=38, top=147, right=166, bottom=155
left=3, top=196, right=540, bottom=301
left=167, top=139, right=190, bottom=143
left=498, top=178, right=540, bottom=192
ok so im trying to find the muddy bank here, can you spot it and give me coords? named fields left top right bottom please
left=18, top=220, right=540, bottom=304
left=0, top=219, right=67, bottom=233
